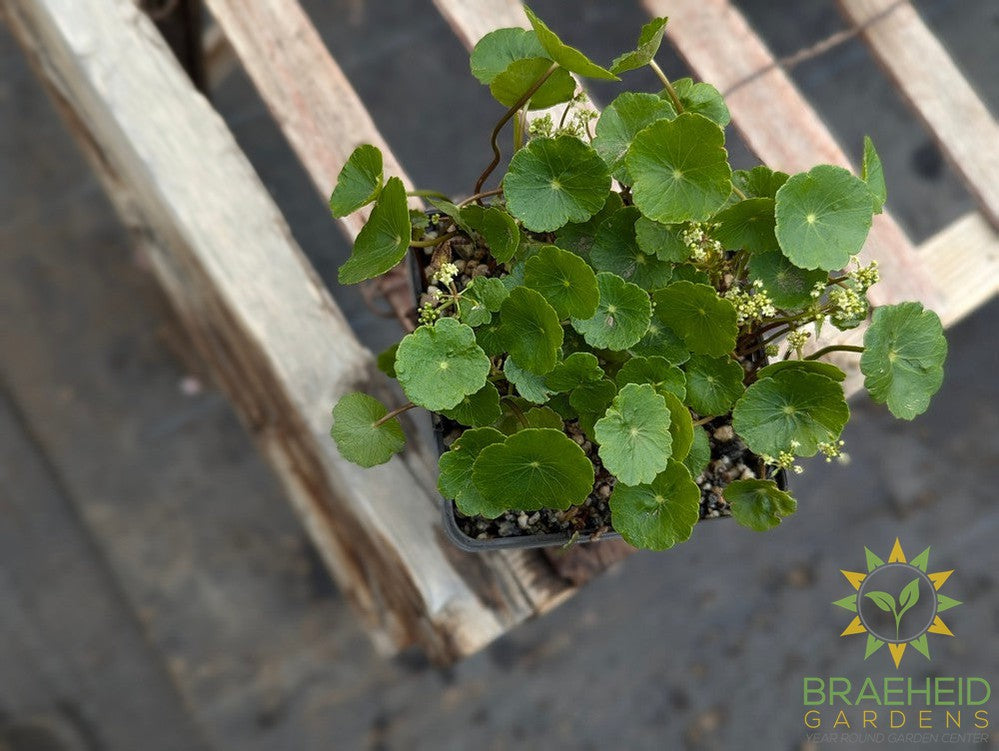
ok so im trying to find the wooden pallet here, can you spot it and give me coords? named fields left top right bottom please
left=4, top=0, right=997, bottom=663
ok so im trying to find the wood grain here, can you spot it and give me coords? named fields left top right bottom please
left=838, top=0, right=999, bottom=229
left=644, top=0, right=940, bottom=309
left=2, top=0, right=572, bottom=663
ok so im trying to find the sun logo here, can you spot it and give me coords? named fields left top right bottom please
left=834, top=538, right=961, bottom=668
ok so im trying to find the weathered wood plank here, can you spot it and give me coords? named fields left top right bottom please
left=644, top=0, right=940, bottom=309
left=430, top=0, right=529, bottom=51
left=2, top=0, right=569, bottom=662
left=838, top=0, right=999, bottom=229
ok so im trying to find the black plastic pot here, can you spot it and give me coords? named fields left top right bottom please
left=408, top=223, right=788, bottom=552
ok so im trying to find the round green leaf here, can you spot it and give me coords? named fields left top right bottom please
left=470, top=28, right=547, bottom=84
left=523, top=6, right=618, bottom=80
left=505, top=137, right=612, bottom=233
left=683, top=354, right=745, bottom=416
left=732, top=369, right=850, bottom=456
left=395, top=317, right=491, bottom=411
left=474, top=316, right=506, bottom=356
left=472, top=428, right=595, bottom=511
left=504, top=356, right=554, bottom=404
left=440, top=382, right=503, bottom=427
left=609, top=460, right=700, bottom=550
left=860, top=302, right=947, bottom=420
left=329, top=144, right=383, bottom=218
left=634, top=216, right=689, bottom=262
left=523, top=245, right=599, bottom=319
left=499, top=287, right=564, bottom=375
left=595, top=383, right=673, bottom=486
left=489, top=57, right=576, bottom=110
left=610, top=17, right=669, bottom=75
left=755, top=360, right=846, bottom=383
left=748, top=250, right=828, bottom=310
left=458, top=294, right=492, bottom=328
left=669, top=78, right=731, bottom=127
left=569, top=378, right=618, bottom=417
left=572, top=272, right=652, bottom=351
left=733, top=165, right=789, bottom=200
left=460, top=277, right=510, bottom=328
left=330, top=393, right=405, bottom=468
left=615, top=355, right=686, bottom=401
left=338, top=177, right=410, bottom=284
left=460, top=205, right=520, bottom=264
left=682, top=426, right=711, bottom=480
left=661, top=391, right=694, bottom=463
left=545, top=352, right=604, bottom=393
left=712, top=198, right=778, bottom=254
left=593, top=92, right=676, bottom=183
left=591, top=207, right=675, bottom=290
left=630, top=314, right=690, bottom=364
left=627, top=114, right=732, bottom=224
left=438, top=427, right=508, bottom=518
left=724, top=479, right=797, bottom=531
left=774, top=165, right=875, bottom=271
left=652, top=281, right=739, bottom=356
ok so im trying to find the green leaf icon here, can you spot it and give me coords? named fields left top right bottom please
left=864, top=590, right=897, bottom=613
left=898, top=577, right=920, bottom=618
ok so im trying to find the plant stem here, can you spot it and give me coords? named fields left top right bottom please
left=649, top=60, right=684, bottom=114
left=501, top=395, right=530, bottom=428
left=456, top=187, right=504, bottom=208
left=513, top=107, right=525, bottom=152
left=692, top=415, right=715, bottom=427
left=407, top=189, right=451, bottom=201
left=804, top=344, right=865, bottom=360
left=474, top=62, right=560, bottom=195
left=732, top=184, right=748, bottom=201
left=373, top=402, right=416, bottom=428
left=410, top=231, right=458, bottom=248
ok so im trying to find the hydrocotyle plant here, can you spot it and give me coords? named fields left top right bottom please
left=328, top=9, right=948, bottom=551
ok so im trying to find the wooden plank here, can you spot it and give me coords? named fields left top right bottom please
left=431, top=0, right=528, bottom=51
left=643, top=0, right=940, bottom=310
left=0, top=391, right=211, bottom=751
left=2, top=0, right=572, bottom=663
left=838, top=0, right=999, bottom=229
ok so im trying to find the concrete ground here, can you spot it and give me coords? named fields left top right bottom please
left=1, top=1, right=996, bottom=749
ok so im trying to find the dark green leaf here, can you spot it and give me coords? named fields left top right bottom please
left=733, top=165, right=789, bottom=200
left=732, top=369, right=850, bottom=456
left=748, top=250, right=828, bottom=309
left=470, top=28, right=547, bottom=84
left=712, top=197, right=778, bottom=254
left=593, top=92, right=676, bottom=182
left=524, top=245, right=600, bottom=319
left=860, top=302, right=947, bottom=420
left=682, top=426, right=711, bottom=479
left=683, top=354, right=745, bottom=415
left=755, top=360, right=846, bottom=383
left=523, top=6, right=618, bottom=80
left=329, top=144, right=383, bottom=218
left=571, top=272, right=652, bottom=350
left=661, top=391, right=694, bottom=462
left=630, top=314, right=690, bottom=363
left=330, top=392, right=405, bottom=468
left=724, top=479, right=797, bottom=531
left=862, top=136, right=887, bottom=214
left=591, top=207, right=675, bottom=289
left=395, top=317, right=491, bottom=411
left=438, top=427, right=508, bottom=518
left=440, top=382, right=503, bottom=427
left=774, top=165, right=875, bottom=271
left=554, top=192, right=623, bottom=257
left=499, top=287, right=564, bottom=374
left=338, top=177, right=411, bottom=284
left=627, top=113, right=733, bottom=224
left=460, top=204, right=521, bottom=263
left=615, top=355, right=686, bottom=401
left=634, top=217, right=689, bottom=262
left=609, top=460, right=700, bottom=550
left=505, top=136, right=612, bottom=232
left=504, top=356, right=554, bottom=404
left=376, top=343, right=398, bottom=378
left=595, top=383, right=673, bottom=485
left=652, top=281, right=739, bottom=356
left=545, top=352, right=604, bottom=393
left=472, top=428, right=595, bottom=511
left=669, top=78, right=731, bottom=126
left=610, top=17, right=669, bottom=74
left=490, top=57, right=577, bottom=110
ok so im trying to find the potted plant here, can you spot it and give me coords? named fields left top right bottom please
left=328, top=9, right=947, bottom=552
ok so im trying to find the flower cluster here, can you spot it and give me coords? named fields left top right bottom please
left=724, top=279, right=777, bottom=326
left=786, top=328, right=811, bottom=357
left=681, top=222, right=723, bottom=263
left=431, top=261, right=459, bottom=286
left=527, top=94, right=596, bottom=140
left=853, top=259, right=880, bottom=291
left=417, top=302, right=440, bottom=324
left=761, top=450, right=804, bottom=475
left=817, top=438, right=846, bottom=463
left=828, top=284, right=867, bottom=326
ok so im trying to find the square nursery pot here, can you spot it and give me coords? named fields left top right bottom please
left=408, top=225, right=787, bottom=553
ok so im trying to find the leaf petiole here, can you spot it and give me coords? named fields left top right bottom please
left=805, top=344, right=865, bottom=361
left=372, top=402, right=416, bottom=428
